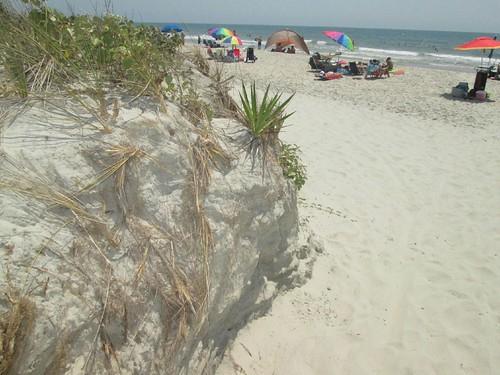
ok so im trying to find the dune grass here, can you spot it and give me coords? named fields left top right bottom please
left=0, top=291, right=35, bottom=375
left=0, top=1, right=182, bottom=104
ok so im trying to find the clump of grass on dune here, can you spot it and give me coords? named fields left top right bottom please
left=0, top=290, right=36, bottom=375
left=190, top=47, right=210, bottom=77
left=209, top=63, right=239, bottom=118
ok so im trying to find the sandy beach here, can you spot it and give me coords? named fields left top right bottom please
left=216, top=51, right=500, bottom=374
left=2, top=2, right=499, bottom=372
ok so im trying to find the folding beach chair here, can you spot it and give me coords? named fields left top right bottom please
left=349, top=61, right=363, bottom=76
left=245, top=47, right=257, bottom=63
left=365, top=61, right=388, bottom=79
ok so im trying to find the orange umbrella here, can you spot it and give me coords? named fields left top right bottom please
left=455, top=36, right=500, bottom=93
left=455, top=36, right=500, bottom=51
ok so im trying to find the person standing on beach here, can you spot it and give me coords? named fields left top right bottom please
left=197, top=35, right=201, bottom=45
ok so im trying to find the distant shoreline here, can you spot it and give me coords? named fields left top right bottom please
left=140, top=22, right=500, bottom=35
left=151, top=22, right=500, bottom=72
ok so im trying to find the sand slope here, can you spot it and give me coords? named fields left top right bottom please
left=217, top=73, right=500, bottom=374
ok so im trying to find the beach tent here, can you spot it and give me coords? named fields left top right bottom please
left=265, top=29, right=310, bottom=54
left=161, top=23, right=182, bottom=33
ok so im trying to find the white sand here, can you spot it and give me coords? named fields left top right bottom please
left=216, top=51, right=500, bottom=374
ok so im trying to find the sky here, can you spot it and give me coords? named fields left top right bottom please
left=45, top=0, right=500, bottom=33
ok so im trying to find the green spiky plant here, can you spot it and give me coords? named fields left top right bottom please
left=239, top=82, right=295, bottom=138
left=238, top=82, right=295, bottom=166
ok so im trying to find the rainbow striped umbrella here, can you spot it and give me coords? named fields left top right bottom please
left=221, top=35, right=242, bottom=45
left=322, top=31, right=355, bottom=51
left=208, top=27, right=235, bottom=40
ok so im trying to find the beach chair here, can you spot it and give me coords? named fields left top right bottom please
left=233, top=48, right=241, bottom=61
left=349, top=61, right=363, bottom=76
left=245, top=47, right=257, bottom=63
left=309, top=55, right=321, bottom=70
left=365, top=62, right=389, bottom=79
left=309, top=53, right=335, bottom=71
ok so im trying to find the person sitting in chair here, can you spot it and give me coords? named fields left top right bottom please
left=385, top=57, right=394, bottom=71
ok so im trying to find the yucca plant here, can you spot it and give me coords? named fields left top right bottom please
left=238, top=82, right=295, bottom=167
left=239, top=82, right=294, bottom=139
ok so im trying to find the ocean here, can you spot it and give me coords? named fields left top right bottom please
left=147, top=23, right=500, bottom=72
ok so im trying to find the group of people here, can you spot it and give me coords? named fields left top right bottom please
left=198, top=35, right=263, bottom=50
left=271, top=43, right=296, bottom=54
left=310, top=52, right=397, bottom=80
left=206, top=45, right=257, bottom=63
left=370, top=57, right=393, bottom=71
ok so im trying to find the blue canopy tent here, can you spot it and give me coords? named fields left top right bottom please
left=161, top=23, right=183, bottom=33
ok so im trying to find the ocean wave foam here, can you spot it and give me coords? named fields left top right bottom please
left=358, top=47, right=419, bottom=57
left=185, top=34, right=212, bottom=40
left=425, top=53, right=484, bottom=63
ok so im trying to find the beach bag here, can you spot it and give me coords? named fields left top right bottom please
left=475, top=90, right=486, bottom=101
left=456, top=82, right=469, bottom=91
left=451, top=87, right=467, bottom=99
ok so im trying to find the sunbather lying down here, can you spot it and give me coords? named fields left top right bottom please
left=319, top=71, right=343, bottom=80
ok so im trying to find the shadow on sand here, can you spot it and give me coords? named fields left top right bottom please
left=440, top=93, right=495, bottom=103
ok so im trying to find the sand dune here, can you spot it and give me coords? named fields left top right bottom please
left=217, top=51, right=500, bottom=374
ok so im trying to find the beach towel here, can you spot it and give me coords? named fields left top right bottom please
left=320, top=71, right=343, bottom=80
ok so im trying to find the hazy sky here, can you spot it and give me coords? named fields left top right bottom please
left=46, top=0, right=500, bottom=33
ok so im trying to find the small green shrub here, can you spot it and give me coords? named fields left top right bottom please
left=0, top=2, right=182, bottom=98
left=279, top=143, right=307, bottom=190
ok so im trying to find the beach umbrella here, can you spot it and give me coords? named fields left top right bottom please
left=221, top=35, right=242, bottom=46
left=455, top=36, right=500, bottom=66
left=161, top=23, right=182, bottom=33
left=455, top=36, right=500, bottom=94
left=208, top=27, right=235, bottom=40
left=265, top=29, right=310, bottom=54
left=322, top=31, right=355, bottom=51
left=454, top=36, right=500, bottom=51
